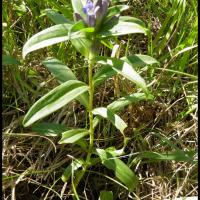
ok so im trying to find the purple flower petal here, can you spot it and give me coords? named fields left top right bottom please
left=87, top=15, right=96, bottom=26
left=94, top=6, right=101, bottom=18
left=101, top=0, right=109, bottom=16
left=83, top=7, right=87, bottom=14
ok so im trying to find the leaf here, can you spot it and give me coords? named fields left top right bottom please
left=71, top=0, right=86, bottom=21
left=61, top=159, right=83, bottom=182
left=74, top=139, right=88, bottom=151
left=121, top=54, right=159, bottom=68
left=2, top=55, right=20, bottom=65
left=98, top=17, right=148, bottom=38
left=96, top=148, right=138, bottom=192
left=22, top=23, right=86, bottom=58
left=31, top=122, right=68, bottom=136
left=69, top=21, right=93, bottom=58
left=23, top=80, right=89, bottom=127
left=42, top=57, right=89, bottom=108
left=93, top=65, right=117, bottom=87
left=108, top=93, right=153, bottom=112
left=119, top=16, right=146, bottom=27
left=92, top=94, right=153, bottom=131
left=42, top=58, right=77, bottom=83
left=46, top=0, right=74, bottom=20
left=94, top=56, right=148, bottom=92
left=92, top=93, right=153, bottom=129
left=99, top=191, right=113, bottom=200
left=105, top=5, right=129, bottom=20
left=140, top=150, right=197, bottom=163
left=100, top=39, right=114, bottom=49
left=92, top=107, right=127, bottom=133
left=71, top=38, right=92, bottom=58
left=44, top=9, right=73, bottom=24
left=58, top=129, right=89, bottom=144
left=93, top=54, right=158, bottom=87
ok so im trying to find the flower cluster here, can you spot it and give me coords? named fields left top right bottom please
left=74, top=0, right=110, bottom=27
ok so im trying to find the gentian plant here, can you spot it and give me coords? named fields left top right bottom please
left=22, top=0, right=158, bottom=198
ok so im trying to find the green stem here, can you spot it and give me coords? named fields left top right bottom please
left=73, top=52, right=95, bottom=193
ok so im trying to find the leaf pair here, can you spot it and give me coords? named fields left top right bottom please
left=22, top=8, right=148, bottom=58
left=23, top=80, right=88, bottom=127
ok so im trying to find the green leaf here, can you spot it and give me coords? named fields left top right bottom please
left=105, top=5, right=129, bottom=20
left=108, top=93, right=153, bottom=112
left=74, top=139, right=88, bottom=151
left=122, top=54, right=159, bottom=68
left=105, top=146, right=124, bottom=157
left=93, top=65, right=117, bottom=87
left=71, top=0, right=86, bottom=21
left=98, top=17, right=148, bottom=38
left=46, top=0, right=73, bottom=20
left=99, top=191, right=113, bottom=200
left=2, top=55, right=20, bottom=65
left=58, top=129, right=89, bottom=144
left=42, top=58, right=77, bottom=83
left=61, top=159, right=84, bottom=182
left=140, top=150, right=197, bottom=163
left=71, top=38, right=92, bottom=58
left=119, top=16, right=146, bottom=27
left=69, top=21, right=93, bottom=58
left=94, top=56, right=148, bottom=92
left=92, top=93, right=153, bottom=129
left=96, top=148, right=138, bottom=192
left=92, top=107, right=127, bottom=133
left=42, top=57, right=89, bottom=108
left=93, top=54, right=158, bottom=87
left=44, top=9, right=73, bottom=24
left=100, top=39, right=114, bottom=49
left=31, top=122, right=68, bottom=136
left=22, top=23, right=86, bottom=58
left=23, top=80, right=89, bottom=127
left=124, top=54, right=158, bottom=66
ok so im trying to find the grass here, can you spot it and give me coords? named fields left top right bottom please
left=2, top=0, right=198, bottom=199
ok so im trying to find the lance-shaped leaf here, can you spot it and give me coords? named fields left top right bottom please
left=139, top=150, right=197, bottom=163
left=92, top=93, right=153, bottom=129
left=94, top=56, right=148, bottom=92
left=22, top=23, right=88, bottom=58
left=92, top=107, right=127, bottom=133
left=62, top=158, right=84, bottom=182
left=99, top=191, right=113, bottom=200
left=93, top=64, right=117, bottom=86
left=31, top=122, right=68, bottom=136
left=42, top=58, right=89, bottom=108
left=2, top=55, right=20, bottom=65
left=69, top=21, right=93, bottom=58
left=108, top=93, right=154, bottom=112
left=105, top=5, right=129, bottom=21
left=98, top=17, right=148, bottom=38
left=93, top=54, right=158, bottom=87
left=43, top=9, right=73, bottom=24
left=58, top=129, right=89, bottom=144
left=23, top=80, right=89, bottom=127
left=42, top=58, right=77, bottom=82
left=72, top=0, right=86, bottom=21
left=96, top=148, right=138, bottom=192
left=119, top=16, right=146, bottom=27
left=121, top=54, right=159, bottom=68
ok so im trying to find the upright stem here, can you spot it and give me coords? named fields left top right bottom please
left=73, top=52, right=94, bottom=191
left=86, top=52, right=94, bottom=162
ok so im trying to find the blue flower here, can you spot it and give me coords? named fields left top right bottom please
left=83, top=0, right=94, bottom=15
left=74, top=0, right=110, bottom=27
